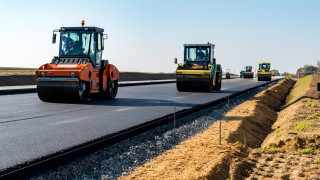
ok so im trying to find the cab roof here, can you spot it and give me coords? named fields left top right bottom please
left=184, top=43, right=215, bottom=47
left=59, top=26, right=104, bottom=33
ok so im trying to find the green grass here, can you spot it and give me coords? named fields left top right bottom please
left=302, top=98, right=311, bottom=102
left=259, top=146, right=284, bottom=154
left=268, top=147, right=283, bottom=153
left=298, top=148, right=314, bottom=155
left=314, top=159, right=320, bottom=164
left=311, top=103, right=318, bottom=108
left=314, top=113, right=320, bottom=116
left=286, top=75, right=313, bottom=105
left=299, top=115, right=307, bottom=118
left=293, top=122, right=314, bottom=132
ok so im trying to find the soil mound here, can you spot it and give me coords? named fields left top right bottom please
left=286, top=74, right=320, bottom=105
left=229, top=75, right=320, bottom=179
left=120, top=79, right=295, bottom=179
left=227, top=78, right=295, bottom=147
left=262, top=98, right=320, bottom=151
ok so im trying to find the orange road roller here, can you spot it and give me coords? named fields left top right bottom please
left=243, top=66, right=254, bottom=78
left=35, top=21, right=119, bottom=102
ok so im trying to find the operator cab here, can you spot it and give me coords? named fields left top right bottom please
left=183, top=43, right=215, bottom=70
left=51, top=22, right=107, bottom=69
left=259, top=64, right=270, bottom=70
left=245, top=66, right=252, bottom=72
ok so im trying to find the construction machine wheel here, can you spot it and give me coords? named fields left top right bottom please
left=106, top=79, right=118, bottom=99
left=212, top=75, right=221, bottom=91
left=37, top=88, right=53, bottom=102
left=213, top=80, right=221, bottom=91
left=258, top=76, right=271, bottom=81
left=37, top=80, right=89, bottom=102
left=207, top=78, right=213, bottom=92
left=77, top=81, right=89, bottom=102
left=176, top=81, right=184, bottom=92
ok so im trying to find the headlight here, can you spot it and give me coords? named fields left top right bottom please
left=40, top=72, right=46, bottom=75
left=71, top=72, right=76, bottom=75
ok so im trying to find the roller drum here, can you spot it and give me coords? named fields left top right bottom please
left=176, top=77, right=211, bottom=92
left=37, top=81, right=85, bottom=102
left=257, top=75, right=271, bottom=81
left=243, top=73, right=254, bottom=78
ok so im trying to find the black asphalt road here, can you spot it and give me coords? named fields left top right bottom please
left=0, top=78, right=276, bottom=170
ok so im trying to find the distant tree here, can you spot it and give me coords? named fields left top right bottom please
left=283, top=72, right=291, bottom=78
left=296, top=67, right=303, bottom=78
left=301, top=65, right=318, bottom=76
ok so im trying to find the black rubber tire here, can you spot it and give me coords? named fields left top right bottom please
left=207, top=78, right=213, bottom=92
left=176, top=81, right=184, bottom=92
left=106, top=79, right=118, bottom=99
left=216, top=80, right=222, bottom=91
left=77, top=81, right=89, bottom=102
left=258, top=76, right=261, bottom=81
left=213, top=76, right=221, bottom=91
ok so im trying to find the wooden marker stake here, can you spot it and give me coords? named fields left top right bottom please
left=173, top=106, right=176, bottom=143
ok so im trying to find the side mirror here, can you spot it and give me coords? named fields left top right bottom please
left=103, top=34, right=108, bottom=40
left=317, top=82, right=320, bottom=91
left=52, top=33, right=57, bottom=44
left=213, top=58, right=216, bottom=64
left=174, top=58, right=177, bottom=64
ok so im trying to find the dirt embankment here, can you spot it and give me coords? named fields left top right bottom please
left=119, top=78, right=295, bottom=179
left=230, top=75, right=320, bottom=179
left=0, top=73, right=175, bottom=86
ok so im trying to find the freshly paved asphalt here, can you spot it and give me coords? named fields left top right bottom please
left=0, top=78, right=277, bottom=170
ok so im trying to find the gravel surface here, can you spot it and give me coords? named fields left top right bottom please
left=32, top=83, right=276, bottom=180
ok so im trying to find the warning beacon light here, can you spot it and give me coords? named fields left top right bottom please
left=81, top=20, right=85, bottom=27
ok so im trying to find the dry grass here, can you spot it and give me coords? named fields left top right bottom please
left=286, top=75, right=312, bottom=104
left=0, top=67, right=36, bottom=76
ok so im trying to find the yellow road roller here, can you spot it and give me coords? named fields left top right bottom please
left=257, top=62, right=271, bottom=81
left=174, top=43, right=222, bottom=92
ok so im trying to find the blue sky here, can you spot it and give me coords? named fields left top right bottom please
left=0, top=0, right=319, bottom=74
